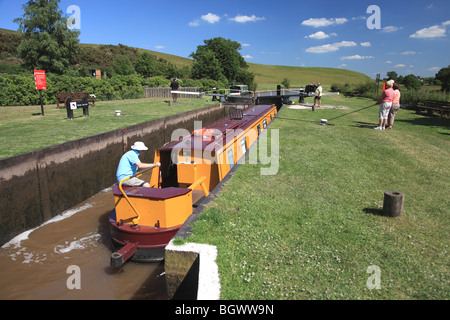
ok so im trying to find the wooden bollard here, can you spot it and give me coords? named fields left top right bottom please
left=383, top=191, right=404, bottom=217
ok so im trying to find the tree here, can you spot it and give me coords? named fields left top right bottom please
left=386, top=71, right=398, bottom=82
left=190, top=37, right=255, bottom=89
left=14, top=0, right=80, bottom=74
left=190, top=46, right=225, bottom=82
left=134, top=52, right=156, bottom=77
left=402, top=74, right=422, bottom=90
left=435, top=65, right=450, bottom=92
left=113, top=56, right=135, bottom=75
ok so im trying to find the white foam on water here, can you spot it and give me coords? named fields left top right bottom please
left=2, top=203, right=94, bottom=249
left=2, top=187, right=112, bottom=250
left=54, top=233, right=101, bottom=254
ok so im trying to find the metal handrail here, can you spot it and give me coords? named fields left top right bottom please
left=188, top=176, right=209, bottom=197
left=117, top=166, right=158, bottom=225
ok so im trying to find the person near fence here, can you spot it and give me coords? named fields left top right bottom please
left=170, top=78, right=180, bottom=103
left=374, top=80, right=394, bottom=130
left=313, top=82, right=323, bottom=111
left=116, top=141, right=160, bottom=187
left=386, top=83, right=401, bottom=129
left=212, top=87, right=218, bottom=101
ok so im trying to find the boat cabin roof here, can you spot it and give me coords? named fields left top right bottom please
left=113, top=185, right=191, bottom=200
left=158, top=104, right=275, bottom=152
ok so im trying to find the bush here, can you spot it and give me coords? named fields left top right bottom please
left=355, top=81, right=377, bottom=94
left=330, top=83, right=350, bottom=93
left=0, top=72, right=231, bottom=106
left=0, top=73, right=149, bottom=106
left=146, top=76, right=169, bottom=88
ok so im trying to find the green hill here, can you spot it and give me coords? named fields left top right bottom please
left=1, top=28, right=370, bottom=89
left=248, top=64, right=370, bottom=90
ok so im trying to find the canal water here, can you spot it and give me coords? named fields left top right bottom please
left=0, top=188, right=167, bottom=300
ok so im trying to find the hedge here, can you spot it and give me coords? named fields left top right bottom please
left=0, top=74, right=227, bottom=106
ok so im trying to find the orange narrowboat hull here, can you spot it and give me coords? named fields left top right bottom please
left=109, top=104, right=278, bottom=266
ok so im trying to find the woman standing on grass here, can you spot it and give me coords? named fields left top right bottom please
left=375, top=80, right=394, bottom=130
left=386, top=83, right=401, bottom=129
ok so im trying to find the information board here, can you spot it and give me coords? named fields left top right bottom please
left=34, top=70, right=47, bottom=90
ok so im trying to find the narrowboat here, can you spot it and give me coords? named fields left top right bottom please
left=109, top=104, right=278, bottom=267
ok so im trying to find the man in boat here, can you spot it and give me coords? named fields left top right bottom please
left=116, top=141, right=160, bottom=187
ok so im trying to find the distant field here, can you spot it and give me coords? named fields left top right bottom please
left=2, top=28, right=371, bottom=91
left=248, top=64, right=371, bottom=90
left=81, top=43, right=371, bottom=90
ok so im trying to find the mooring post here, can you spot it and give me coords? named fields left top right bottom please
left=383, top=191, right=404, bottom=217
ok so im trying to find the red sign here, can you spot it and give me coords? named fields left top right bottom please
left=34, top=70, right=47, bottom=90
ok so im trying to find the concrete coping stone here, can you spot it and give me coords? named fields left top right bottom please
left=166, top=239, right=221, bottom=300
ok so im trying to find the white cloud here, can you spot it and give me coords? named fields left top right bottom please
left=383, top=26, right=401, bottom=33
left=341, top=55, right=374, bottom=60
left=301, top=17, right=348, bottom=28
left=242, top=55, right=254, bottom=59
left=201, top=13, right=221, bottom=24
left=306, top=44, right=339, bottom=53
left=334, top=18, right=348, bottom=25
left=188, top=20, right=200, bottom=27
left=386, top=61, right=393, bottom=64
left=401, top=51, right=416, bottom=55
left=360, top=42, right=371, bottom=47
left=338, top=41, right=358, bottom=47
left=155, top=45, right=165, bottom=49
left=410, top=25, right=446, bottom=38
left=394, top=64, right=406, bottom=68
left=305, top=41, right=357, bottom=53
left=427, top=67, right=440, bottom=71
left=240, top=43, right=251, bottom=47
left=306, top=31, right=330, bottom=39
left=229, top=14, right=265, bottom=23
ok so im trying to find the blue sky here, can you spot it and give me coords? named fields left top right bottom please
left=1, top=0, right=449, bottom=78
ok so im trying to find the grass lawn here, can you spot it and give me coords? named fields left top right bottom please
left=0, top=97, right=214, bottom=159
left=184, top=95, right=450, bottom=299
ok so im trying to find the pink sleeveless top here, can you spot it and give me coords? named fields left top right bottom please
left=392, top=90, right=401, bottom=104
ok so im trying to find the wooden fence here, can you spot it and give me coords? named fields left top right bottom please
left=144, top=87, right=201, bottom=99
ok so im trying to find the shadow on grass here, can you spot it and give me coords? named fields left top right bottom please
left=363, top=207, right=384, bottom=216
left=395, top=114, right=450, bottom=129
left=351, top=121, right=378, bottom=129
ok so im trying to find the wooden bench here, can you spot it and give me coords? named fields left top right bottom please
left=56, top=91, right=95, bottom=109
left=415, top=100, right=450, bottom=118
